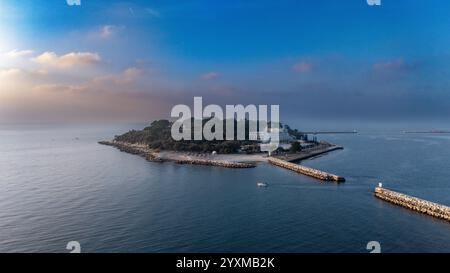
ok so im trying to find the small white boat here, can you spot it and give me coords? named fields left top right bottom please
left=257, top=182, right=268, bottom=187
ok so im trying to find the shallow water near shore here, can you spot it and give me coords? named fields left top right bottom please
left=1, top=124, right=450, bottom=253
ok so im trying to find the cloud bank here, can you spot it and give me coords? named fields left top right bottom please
left=33, top=52, right=101, bottom=68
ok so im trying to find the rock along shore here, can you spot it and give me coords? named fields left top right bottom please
left=375, top=186, right=450, bottom=222
left=98, top=141, right=256, bottom=168
left=268, top=157, right=345, bottom=182
left=98, top=141, right=163, bottom=162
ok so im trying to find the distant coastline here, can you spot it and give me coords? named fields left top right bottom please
left=403, top=130, right=450, bottom=134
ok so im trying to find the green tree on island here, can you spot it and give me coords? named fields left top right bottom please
left=290, top=142, right=302, bottom=153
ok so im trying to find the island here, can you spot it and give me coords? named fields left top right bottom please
left=99, top=119, right=346, bottom=182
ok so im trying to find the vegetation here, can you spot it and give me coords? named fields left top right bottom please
left=290, top=141, right=302, bottom=153
left=284, top=125, right=308, bottom=141
left=114, top=119, right=309, bottom=154
left=115, top=119, right=258, bottom=154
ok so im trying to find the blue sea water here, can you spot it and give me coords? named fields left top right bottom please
left=1, top=124, right=450, bottom=253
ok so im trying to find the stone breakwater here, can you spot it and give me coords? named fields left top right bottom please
left=375, top=187, right=450, bottom=222
left=268, top=157, right=345, bottom=182
left=99, top=141, right=255, bottom=168
left=175, top=159, right=255, bottom=168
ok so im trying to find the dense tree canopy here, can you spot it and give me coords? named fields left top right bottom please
left=115, top=119, right=306, bottom=154
left=115, top=119, right=261, bottom=154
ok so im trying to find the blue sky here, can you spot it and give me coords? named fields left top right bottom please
left=1, top=0, right=450, bottom=125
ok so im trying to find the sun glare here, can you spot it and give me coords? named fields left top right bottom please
left=0, top=25, right=11, bottom=52
left=0, top=4, right=17, bottom=53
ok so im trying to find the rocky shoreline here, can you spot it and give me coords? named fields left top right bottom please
left=99, top=141, right=256, bottom=168
left=175, top=159, right=255, bottom=168
left=98, top=141, right=163, bottom=162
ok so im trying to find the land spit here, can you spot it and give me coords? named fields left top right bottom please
left=99, top=140, right=345, bottom=179
left=268, top=157, right=345, bottom=182
left=99, top=141, right=256, bottom=168
left=98, top=141, right=163, bottom=162
left=375, top=186, right=450, bottom=222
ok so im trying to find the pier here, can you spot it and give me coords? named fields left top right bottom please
left=375, top=186, right=450, bottom=222
left=268, top=157, right=345, bottom=182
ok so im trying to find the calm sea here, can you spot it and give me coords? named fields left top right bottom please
left=1, top=124, right=450, bottom=253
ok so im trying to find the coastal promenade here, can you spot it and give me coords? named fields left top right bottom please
left=375, top=186, right=450, bottom=222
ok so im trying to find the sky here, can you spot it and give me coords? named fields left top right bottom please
left=1, top=0, right=450, bottom=126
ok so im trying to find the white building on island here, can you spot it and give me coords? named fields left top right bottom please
left=250, top=125, right=295, bottom=144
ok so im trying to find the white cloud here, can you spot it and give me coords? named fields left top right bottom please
left=145, top=8, right=160, bottom=17
left=201, top=71, right=220, bottom=80
left=0, top=68, right=48, bottom=79
left=0, top=68, right=49, bottom=94
left=123, top=68, right=143, bottom=82
left=33, top=51, right=101, bottom=68
left=373, top=59, right=406, bottom=71
left=4, top=49, right=34, bottom=58
left=292, top=61, right=313, bottom=73
left=100, top=25, right=125, bottom=39
left=92, top=67, right=144, bottom=85
left=0, top=68, right=23, bottom=78
left=33, top=84, right=87, bottom=94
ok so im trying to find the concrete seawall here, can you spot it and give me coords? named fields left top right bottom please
left=268, top=157, right=345, bottom=182
left=375, top=187, right=450, bottom=222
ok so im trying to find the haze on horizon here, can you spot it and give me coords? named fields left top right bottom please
left=1, top=0, right=450, bottom=127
